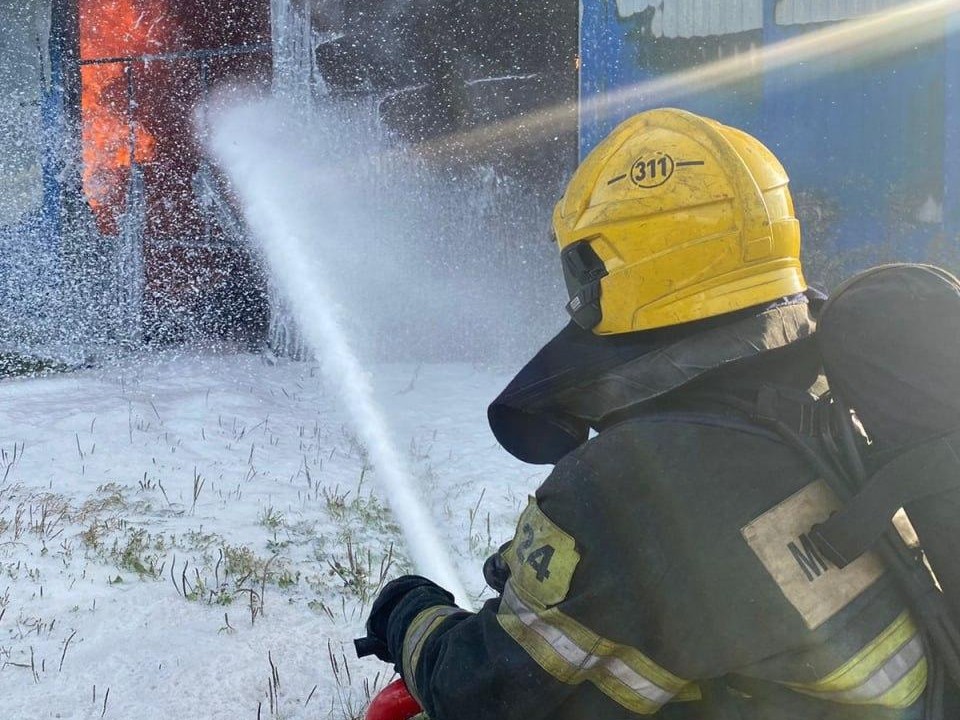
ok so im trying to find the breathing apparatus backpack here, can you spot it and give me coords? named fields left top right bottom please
left=731, top=264, right=960, bottom=717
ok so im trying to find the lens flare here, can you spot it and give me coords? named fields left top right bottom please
left=420, top=0, right=960, bottom=159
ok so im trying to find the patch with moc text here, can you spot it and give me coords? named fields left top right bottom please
left=741, top=480, right=885, bottom=629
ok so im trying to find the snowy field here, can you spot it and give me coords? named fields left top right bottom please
left=0, top=351, right=546, bottom=719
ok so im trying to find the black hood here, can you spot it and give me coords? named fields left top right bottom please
left=489, top=293, right=822, bottom=465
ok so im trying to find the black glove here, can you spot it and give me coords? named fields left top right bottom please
left=483, top=542, right=512, bottom=594
left=358, top=575, right=457, bottom=668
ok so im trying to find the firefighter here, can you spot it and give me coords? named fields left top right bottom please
left=363, top=109, right=931, bottom=719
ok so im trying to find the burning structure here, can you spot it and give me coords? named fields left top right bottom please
left=0, top=0, right=576, bottom=356
left=1, top=0, right=272, bottom=350
left=79, top=0, right=277, bottom=345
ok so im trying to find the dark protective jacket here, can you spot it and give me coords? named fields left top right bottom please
left=392, top=309, right=931, bottom=719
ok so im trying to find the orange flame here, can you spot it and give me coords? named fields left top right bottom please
left=79, top=0, right=171, bottom=230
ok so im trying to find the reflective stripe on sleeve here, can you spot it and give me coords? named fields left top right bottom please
left=401, top=605, right=465, bottom=707
left=497, top=583, right=698, bottom=714
left=787, top=611, right=927, bottom=709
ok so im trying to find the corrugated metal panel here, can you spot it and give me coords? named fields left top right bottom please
left=616, top=0, right=763, bottom=38
left=615, top=0, right=653, bottom=19
left=776, top=0, right=904, bottom=25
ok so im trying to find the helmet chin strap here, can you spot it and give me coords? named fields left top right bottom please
left=561, top=240, right=608, bottom=330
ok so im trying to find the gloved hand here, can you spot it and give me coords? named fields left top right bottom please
left=360, top=575, right=456, bottom=667
left=482, top=541, right=512, bottom=594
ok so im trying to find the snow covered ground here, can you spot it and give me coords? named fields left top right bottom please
left=0, top=351, right=546, bottom=719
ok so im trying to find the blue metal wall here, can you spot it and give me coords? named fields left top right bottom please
left=580, top=4, right=763, bottom=153
left=580, top=1, right=958, bottom=264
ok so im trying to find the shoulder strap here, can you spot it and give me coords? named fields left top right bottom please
left=811, top=428, right=960, bottom=568
left=625, top=409, right=781, bottom=440
left=622, top=384, right=820, bottom=443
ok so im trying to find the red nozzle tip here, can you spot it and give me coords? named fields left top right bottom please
left=366, top=679, right=422, bottom=720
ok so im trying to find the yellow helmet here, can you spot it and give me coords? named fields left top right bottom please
left=554, top=108, right=806, bottom=334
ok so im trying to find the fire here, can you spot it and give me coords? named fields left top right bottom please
left=79, top=0, right=172, bottom=230
left=80, top=64, right=157, bottom=213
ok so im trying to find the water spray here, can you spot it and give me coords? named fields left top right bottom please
left=209, top=101, right=471, bottom=609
